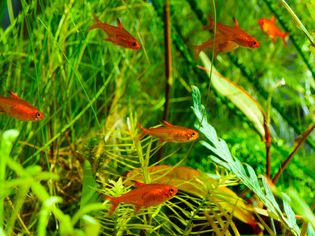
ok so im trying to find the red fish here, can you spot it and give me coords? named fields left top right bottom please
left=194, top=17, right=259, bottom=57
left=0, top=91, right=44, bottom=121
left=139, top=121, right=199, bottom=142
left=193, top=37, right=239, bottom=58
left=258, top=16, right=289, bottom=46
left=205, top=17, right=260, bottom=48
left=89, top=15, right=141, bottom=50
left=107, top=181, right=177, bottom=215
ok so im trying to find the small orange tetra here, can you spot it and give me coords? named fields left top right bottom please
left=138, top=121, right=199, bottom=143
left=89, top=14, right=141, bottom=50
left=106, top=181, right=178, bottom=215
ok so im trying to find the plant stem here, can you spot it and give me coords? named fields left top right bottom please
left=264, top=118, right=271, bottom=178
left=162, top=0, right=173, bottom=121
left=156, top=0, right=173, bottom=161
left=272, top=124, right=315, bottom=184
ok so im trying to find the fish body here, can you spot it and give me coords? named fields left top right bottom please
left=258, top=16, right=288, bottom=46
left=194, top=17, right=259, bottom=57
left=205, top=17, right=260, bottom=48
left=0, top=91, right=44, bottom=121
left=193, top=37, right=239, bottom=58
left=139, top=121, right=199, bottom=142
left=107, top=182, right=177, bottom=215
left=89, top=15, right=141, bottom=50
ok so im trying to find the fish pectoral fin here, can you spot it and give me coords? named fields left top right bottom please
left=116, top=18, right=123, bottom=28
left=134, top=204, right=142, bottom=213
left=162, top=120, right=173, bottom=126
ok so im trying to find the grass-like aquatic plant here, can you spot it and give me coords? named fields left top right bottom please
left=0, top=0, right=314, bottom=235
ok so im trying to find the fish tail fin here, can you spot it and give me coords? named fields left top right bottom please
left=107, top=196, right=119, bottom=216
left=89, top=14, right=104, bottom=31
left=137, top=123, right=150, bottom=140
left=203, top=17, right=215, bottom=31
left=281, top=32, right=289, bottom=46
left=192, top=45, right=202, bottom=59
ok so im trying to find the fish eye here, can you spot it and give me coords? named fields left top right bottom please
left=36, top=112, right=41, bottom=119
left=169, top=188, right=174, bottom=194
left=132, top=42, right=138, bottom=47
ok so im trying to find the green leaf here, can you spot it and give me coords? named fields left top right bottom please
left=80, top=160, right=99, bottom=208
left=81, top=215, right=100, bottom=236
left=191, top=86, right=301, bottom=235
left=286, top=188, right=315, bottom=230
left=0, top=129, right=19, bottom=228
left=280, top=0, right=315, bottom=47
left=198, top=52, right=266, bottom=138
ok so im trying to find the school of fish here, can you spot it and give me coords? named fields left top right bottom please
left=193, top=16, right=288, bottom=57
left=0, top=15, right=288, bottom=122
left=1, top=13, right=290, bottom=218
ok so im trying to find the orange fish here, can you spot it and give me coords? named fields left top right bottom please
left=258, top=16, right=289, bottom=46
left=193, top=37, right=239, bottom=58
left=89, top=15, right=141, bottom=50
left=204, top=17, right=260, bottom=48
left=0, top=91, right=44, bottom=121
left=107, top=181, right=177, bottom=215
left=194, top=17, right=259, bottom=57
left=138, top=121, right=199, bottom=142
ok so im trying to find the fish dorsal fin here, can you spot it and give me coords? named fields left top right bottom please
left=134, top=181, right=146, bottom=188
left=233, top=17, right=239, bottom=28
left=270, top=16, right=276, bottom=23
left=162, top=120, right=174, bottom=126
left=8, top=91, right=34, bottom=108
left=117, top=18, right=123, bottom=28
left=9, top=91, right=21, bottom=99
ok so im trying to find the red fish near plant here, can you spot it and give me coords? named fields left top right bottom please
left=138, top=121, right=199, bottom=142
left=89, top=14, right=141, bottom=50
left=0, top=91, right=44, bottom=121
left=193, top=38, right=240, bottom=58
left=193, top=17, right=259, bottom=57
left=107, top=181, right=178, bottom=215
left=258, top=16, right=289, bottom=46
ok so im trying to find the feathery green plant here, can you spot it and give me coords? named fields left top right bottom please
left=191, top=85, right=310, bottom=235
left=1, top=0, right=314, bottom=234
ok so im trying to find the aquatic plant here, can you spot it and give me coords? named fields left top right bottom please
left=0, top=0, right=314, bottom=235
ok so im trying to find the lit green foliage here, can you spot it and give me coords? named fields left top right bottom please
left=191, top=86, right=302, bottom=235
left=0, top=0, right=314, bottom=235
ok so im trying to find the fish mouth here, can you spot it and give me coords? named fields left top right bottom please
left=131, top=41, right=141, bottom=50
